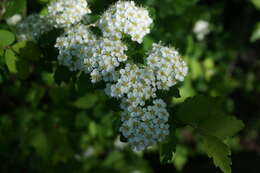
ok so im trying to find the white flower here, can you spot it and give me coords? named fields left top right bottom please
left=47, top=0, right=91, bottom=28
left=16, top=14, right=52, bottom=42
left=98, top=1, right=153, bottom=43
left=83, top=38, right=128, bottom=83
left=90, top=69, right=102, bottom=83
left=193, top=20, right=210, bottom=40
left=146, top=43, right=188, bottom=90
left=55, top=24, right=96, bottom=71
left=106, top=63, right=157, bottom=107
left=119, top=99, right=170, bottom=150
left=55, top=24, right=128, bottom=82
left=6, top=14, right=22, bottom=26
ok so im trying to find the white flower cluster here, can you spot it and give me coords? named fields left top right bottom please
left=53, top=1, right=187, bottom=150
left=16, top=14, right=52, bottom=42
left=47, top=0, right=91, bottom=28
left=104, top=43, right=188, bottom=150
left=120, top=99, right=169, bottom=150
left=98, top=1, right=152, bottom=43
left=18, top=1, right=188, bottom=151
left=55, top=24, right=128, bottom=82
left=193, top=20, right=210, bottom=40
left=55, top=24, right=96, bottom=71
left=84, top=38, right=128, bottom=83
left=106, top=63, right=157, bottom=107
left=6, top=14, right=22, bottom=26
left=147, top=43, right=188, bottom=90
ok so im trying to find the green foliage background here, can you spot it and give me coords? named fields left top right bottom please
left=0, top=0, right=259, bottom=173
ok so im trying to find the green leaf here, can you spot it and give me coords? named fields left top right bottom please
left=5, top=49, right=17, bottom=73
left=160, top=127, right=177, bottom=163
left=250, top=22, right=260, bottom=42
left=0, top=48, right=4, bottom=56
left=251, top=0, right=260, bottom=9
left=12, top=41, right=41, bottom=62
left=15, top=59, right=31, bottom=79
left=89, top=27, right=103, bottom=37
left=30, top=129, right=49, bottom=157
left=4, top=0, right=26, bottom=18
left=157, top=86, right=181, bottom=99
left=49, top=86, right=70, bottom=104
left=3, top=0, right=27, bottom=18
left=176, top=95, right=244, bottom=173
left=198, top=113, right=244, bottom=139
left=89, top=121, right=97, bottom=137
left=173, top=146, right=188, bottom=171
left=176, top=95, right=217, bottom=124
left=201, top=135, right=231, bottom=173
left=0, top=30, right=15, bottom=47
left=143, top=36, right=153, bottom=51
left=38, top=0, right=50, bottom=4
left=4, top=49, right=32, bottom=79
left=26, top=85, right=46, bottom=106
left=72, top=93, right=98, bottom=109
left=54, top=66, right=73, bottom=85
left=39, top=28, right=63, bottom=45
left=190, top=58, right=203, bottom=80
left=76, top=73, right=93, bottom=94
left=41, top=72, right=54, bottom=85
left=176, top=95, right=244, bottom=139
left=88, top=15, right=100, bottom=24
left=173, top=0, right=200, bottom=14
left=75, top=112, right=88, bottom=129
left=169, top=87, right=181, bottom=98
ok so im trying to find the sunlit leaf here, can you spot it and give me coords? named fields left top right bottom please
left=201, top=135, right=231, bottom=173
left=0, top=30, right=15, bottom=47
left=250, top=22, right=260, bottom=42
left=251, top=0, right=260, bottom=9
left=5, top=49, right=17, bottom=73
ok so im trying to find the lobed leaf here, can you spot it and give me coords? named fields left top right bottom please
left=176, top=95, right=244, bottom=173
left=201, top=135, right=231, bottom=173
left=176, top=95, right=244, bottom=139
